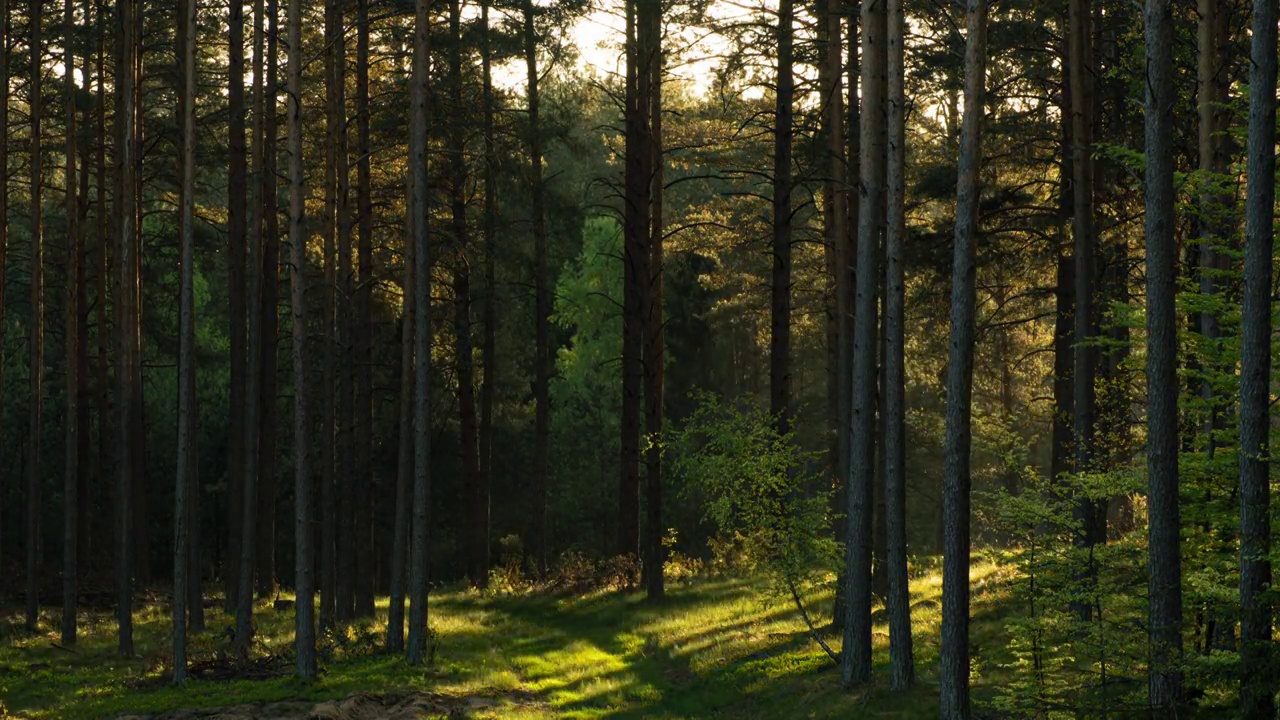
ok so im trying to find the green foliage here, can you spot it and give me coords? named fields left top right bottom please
left=666, top=392, right=838, bottom=602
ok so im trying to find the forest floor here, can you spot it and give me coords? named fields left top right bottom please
left=0, top=560, right=1021, bottom=719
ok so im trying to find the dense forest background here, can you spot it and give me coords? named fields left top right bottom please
left=1, top=0, right=1279, bottom=716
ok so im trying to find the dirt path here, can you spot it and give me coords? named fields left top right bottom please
left=117, top=690, right=543, bottom=719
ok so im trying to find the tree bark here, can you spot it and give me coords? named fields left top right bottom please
left=1143, top=0, right=1183, bottom=710
left=353, top=0, right=375, bottom=617
left=406, top=0, right=433, bottom=666
left=818, top=0, right=844, bottom=532
left=320, top=0, right=340, bottom=629
left=475, top=0, right=496, bottom=591
left=524, top=0, right=550, bottom=578
left=61, top=0, right=80, bottom=647
left=387, top=208, right=414, bottom=653
left=883, top=0, right=913, bottom=690
left=619, top=0, right=645, bottom=564
left=1239, top=1, right=1275, bottom=716
left=333, top=0, right=355, bottom=622
left=226, top=0, right=248, bottom=613
left=0, top=0, right=7, bottom=583
left=940, top=2, right=988, bottom=717
left=641, top=0, right=663, bottom=602
left=113, top=0, right=138, bottom=657
left=842, top=0, right=885, bottom=687
left=769, top=0, right=792, bottom=436
left=287, top=0, right=315, bottom=679
left=173, top=0, right=197, bottom=680
left=27, top=0, right=45, bottom=636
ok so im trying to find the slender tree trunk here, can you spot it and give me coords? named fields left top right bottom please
left=74, top=0, right=91, bottom=581
left=248, top=0, right=269, bottom=600
left=93, top=0, right=110, bottom=582
left=475, top=0, right=496, bottom=591
left=26, top=0, right=45, bottom=636
left=60, top=0, right=79, bottom=647
left=255, top=0, right=280, bottom=602
left=0, top=0, right=7, bottom=583
left=287, top=0, right=315, bottom=678
left=406, top=0, right=432, bottom=665
left=387, top=213, right=413, bottom=652
left=173, top=0, right=197, bottom=680
left=353, top=0, right=375, bottom=616
left=939, top=2, right=988, bottom=717
left=523, top=0, right=550, bottom=578
left=450, top=0, right=481, bottom=591
left=641, top=0, right=663, bottom=602
left=1143, top=0, right=1183, bottom=710
left=883, top=0, right=912, bottom=689
left=235, top=0, right=266, bottom=658
left=619, top=0, right=644, bottom=565
left=843, top=0, right=885, bottom=687
left=1051, top=67, right=1074, bottom=488
left=320, top=0, right=340, bottom=629
left=226, top=0, right=248, bottom=612
left=769, top=0, right=792, bottom=435
left=113, top=0, right=138, bottom=657
left=818, top=0, right=844, bottom=526
left=1239, top=2, right=1276, bottom=716
left=333, top=0, right=355, bottom=622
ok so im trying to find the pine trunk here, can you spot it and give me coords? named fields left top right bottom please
left=769, top=0, right=792, bottom=435
left=226, top=0, right=248, bottom=612
left=27, top=0, right=45, bottom=636
left=61, top=0, right=79, bottom=647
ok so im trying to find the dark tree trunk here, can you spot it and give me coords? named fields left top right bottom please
left=0, top=0, right=7, bottom=580
left=939, top=2, right=988, bottom=717
left=843, top=0, right=885, bottom=687
left=641, top=0, right=663, bottom=602
left=173, top=0, right=197, bottom=679
left=226, top=0, right=248, bottom=613
left=475, top=0, right=496, bottom=591
left=619, top=0, right=645, bottom=565
left=387, top=214, right=413, bottom=653
left=524, top=0, right=550, bottom=578
left=61, top=0, right=79, bottom=647
left=1143, top=0, right=1183, bottom=709
left=287, top=0, right=315, bottom=678
left=883, top=0, right=913, bottom=689
left=406, top=0, right=432, bottom=666
left=320, top=0, right=340, bottom=629
left=769, top=0, right=792, bottom=435
left=27, top=0, right=45, bottom=636
left=333, top=0, right=355, bottom=622
left=1239, top=0, right=1276, bottom=716
left=353, top=0, right=375, bottom=617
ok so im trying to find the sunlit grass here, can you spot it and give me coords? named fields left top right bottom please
left=0, top=559, right=1015, bottom=719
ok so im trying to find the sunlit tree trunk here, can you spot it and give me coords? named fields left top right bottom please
left=939, top=2, right=988, bottom=717
left=1143, top=0, right=1183, bottom=710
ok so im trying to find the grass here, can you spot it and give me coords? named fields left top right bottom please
left=0, top=560, right=1019, bottom=719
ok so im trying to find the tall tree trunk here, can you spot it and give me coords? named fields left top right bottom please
left=939, top=2, right=988, bottom=717
left=1068, top=0, right=1101, bottom=623
left=618, top=0, right=644, bottom=565
left=287, top=0, right=315, bottom=678
left=93, top=0, right=110, bottom=583
left=406, top=0, right=433, bottom=666
left=254, top=0, right=280, bottom=602
left=225, top=0, right=248, bottom=612
left=60, top=0, right=79, bottom=647
left=1239, top=2, right=1276, bottom=716
left=320, top=0, right=340, bottom=629
left=27, top=0, right=45, bottom=636
left=641, top=0, right=663, bottom=602
left=769, top=0, right=792, bottom=435
left=248, top=0, right=268, bottom=599
left=1143, top=0, right=1183, bottom=709
left=524, top=0, right=550, bottom=578
left=334, top=0, right=355, bottom=624
left=235, top=0, right=266, bottom=658
left=0, top=0, right=7, bottom=581
left=113, top=0, right=137, bottom=657
left=353, top=0, right=375, bottom=616
left=475, top=0, right=496, bottom=591
left=818, top=0, right=844, bottom=530
left=883, top=0, right=912, bottom=689
left=1051, top=62, right=1074, bottom=489
left=450, top=0, right=481, bottom=591
left=387, top=210, right=413, bottom=653
left=173, top=0, right=197, bottom=680
left=842, top=0, right=885, bottom=687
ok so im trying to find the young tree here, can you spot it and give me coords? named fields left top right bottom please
left=1239, top=1, right=1275, bottom=715
left=939, top=1, right=989, bottom=716
left=406, top=0, right=433, bottom=666
left=61, top=0, right=80, bottom=647
left=287, top=0, right=315, bottom=679
left=27, top=0, right=45, bottom=636
left=1143, top=0, right=1183, bottom=710
left=843, top=0, right=885, bottom=687
left=883, top=0, right=913, bottom=690
left=113, top=0, right=138, bottom=657
left=173, top=0, right=198, bottom=681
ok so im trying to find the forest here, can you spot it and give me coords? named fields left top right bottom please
left=0, top=0, right=1279, bottom=716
